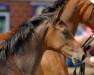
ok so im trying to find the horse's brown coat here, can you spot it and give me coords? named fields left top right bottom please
left=0, top=8, right=84, bottom=75
left=1, top=0, right=94, bottom=75
left=40, top=0, right=94, bottom=75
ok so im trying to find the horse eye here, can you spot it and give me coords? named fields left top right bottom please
left=62, top=29, right=68, bottom=35
left=59, top=20, right=64, bottom=25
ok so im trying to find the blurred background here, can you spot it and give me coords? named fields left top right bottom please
left=0, top=0, right=53, bottom=32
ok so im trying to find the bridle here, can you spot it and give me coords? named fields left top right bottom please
left=73, top=31, right=94, bottom=75
left=73, top=2, right=94, bottom=75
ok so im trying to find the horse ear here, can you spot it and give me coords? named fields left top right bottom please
left=56, top=5, right=64, bottom=21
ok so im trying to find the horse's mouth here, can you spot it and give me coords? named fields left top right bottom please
left=75, top=58, right=82, bottom=63
left=72, top=58, right=82, bottom=65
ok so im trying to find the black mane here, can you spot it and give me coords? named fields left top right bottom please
left=0, top=15, right=49, bottom=59
left=0, top=0, right=64, bottom=59
left=42, top=0, right=64, bottom=13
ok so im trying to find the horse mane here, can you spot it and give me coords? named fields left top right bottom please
left=42, top=0, right=64, bottom=13
left=0, top=0, right=63, bottom=59
left=0, top=15, right=49, bottom=60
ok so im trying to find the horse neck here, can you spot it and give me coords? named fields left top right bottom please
left=12, top=20, right=49, bottom=75
left=61, top=0, right=86, bottom=35
left=35, top=20, right=50, bottom=39
left=10, top=34, right=42, bottom=75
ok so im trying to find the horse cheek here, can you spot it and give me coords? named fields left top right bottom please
left=45, top=33, right=61, bottom=50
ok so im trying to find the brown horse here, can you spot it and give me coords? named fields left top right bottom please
left=1, top=0, right=93, bottom=75
left=0, top=6, right=84, bottom=75
left=39, top=0, right=94, bottom=75
left=61, top=0, right=94, bottom=35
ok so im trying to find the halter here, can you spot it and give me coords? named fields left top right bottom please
left=73, top=30, right=94, bottom=75
left=73, top=1, right=94, bottom=75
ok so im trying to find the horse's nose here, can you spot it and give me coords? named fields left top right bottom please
left=82, top=54, right=86, bottom=61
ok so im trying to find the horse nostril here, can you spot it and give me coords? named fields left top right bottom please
left=82, top=54, right=86, bottom=61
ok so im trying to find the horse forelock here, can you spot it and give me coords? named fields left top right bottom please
left=0, top=15, right=49, bottom=60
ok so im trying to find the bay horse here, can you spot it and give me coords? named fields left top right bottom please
left=0, top=6, right=84, bottom=75
left=61, top=0, right=94, bottom=35
left=39, top=0, right=94, bottom=75
left=0, top=0, right=93, bottom=75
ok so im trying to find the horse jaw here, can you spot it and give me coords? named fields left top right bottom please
left=59, top=46, right=84, bottom=65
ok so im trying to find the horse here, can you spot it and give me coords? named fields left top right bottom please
left=39, top=0, right=94, bottom=75
left=0, top=1, right=70, bottom=75
left=0, top=0, right=92, bottom=75
left=0, top=5, right=84, bottom=75
left=61, top=0, right=94, bottom=35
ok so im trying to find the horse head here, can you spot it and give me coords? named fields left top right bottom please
left=45, top=6, right=85, bottom=65
left=61, top=0, right=94, bottom=29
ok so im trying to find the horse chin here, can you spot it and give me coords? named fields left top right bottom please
left=71, top=52, right=82, bottom=65
left=72, top=58, right=82, bottom=65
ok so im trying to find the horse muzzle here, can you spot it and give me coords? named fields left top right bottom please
left=72, top=52, right=85, bottom=65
